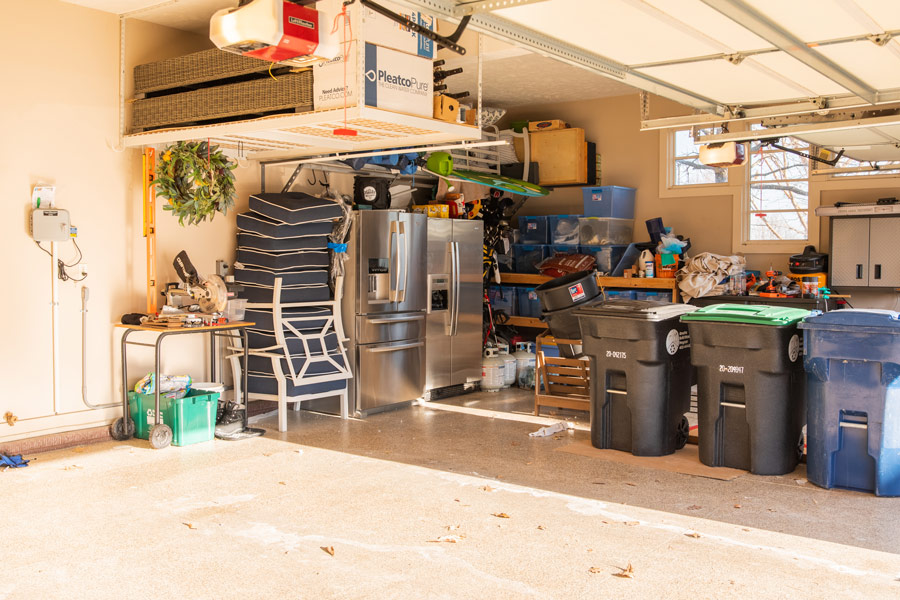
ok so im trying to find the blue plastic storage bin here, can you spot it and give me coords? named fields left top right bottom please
left=517, top=287, right=542, bottom=318
left=799, top=309, right=900, bottom=496
left=579, top=245, right=628, bottom=274
left=604, top=290, right=637, bottom=300
left=513, top=244, right=548, bottom=274
left=548, top=215, right=582, bottom=245
left=548, top=244, right=580, bottom=257
left=488, top=285, right=517, bottom=316
left=518, top=216, right=549, bottom=244
left=582, top=186, right=636, bottom=219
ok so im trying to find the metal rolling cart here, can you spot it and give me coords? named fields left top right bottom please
left=112, top=321, right=254, bottom=449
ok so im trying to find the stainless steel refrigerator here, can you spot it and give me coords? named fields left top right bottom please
left=425, top=218, right=484, bottom=391
left=342, top=210, right=428, bottom=416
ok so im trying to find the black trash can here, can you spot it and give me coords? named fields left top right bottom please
left=575, top=300, right=698, bottom=456
left=681, top=304, right=810, bottom=475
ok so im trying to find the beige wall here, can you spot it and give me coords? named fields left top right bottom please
left=505, top=93, right=900, bottom=307
left=0, top=1, right=258, bottom=442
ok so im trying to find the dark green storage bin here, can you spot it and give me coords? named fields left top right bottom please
left=128, top=389, right=219, bottom=446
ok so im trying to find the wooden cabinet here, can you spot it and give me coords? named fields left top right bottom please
left=528, top=128, right=592, bottom=186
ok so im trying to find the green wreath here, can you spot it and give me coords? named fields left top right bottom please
left=154, top=141, right=237, bottom=225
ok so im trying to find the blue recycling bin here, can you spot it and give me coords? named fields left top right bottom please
left=799, top=309, right=900, bottom=496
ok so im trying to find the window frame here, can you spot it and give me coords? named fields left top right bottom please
left=660, top=125, right=818, bottom=254
left=659, top=127, right=735, bottom=199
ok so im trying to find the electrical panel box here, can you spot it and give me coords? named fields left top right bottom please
left=31, top=208, right=71, bottom=242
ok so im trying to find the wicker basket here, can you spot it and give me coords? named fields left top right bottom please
left=131, top=71, right=313, bottom=132
left=134, top=48, right=273, bottom=95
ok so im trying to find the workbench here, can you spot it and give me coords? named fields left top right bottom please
left=112, top=321, right=254, bottom=449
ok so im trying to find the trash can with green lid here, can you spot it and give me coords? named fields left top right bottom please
left=575, top=300, right=698, bottom=456
left=681, top=304, right=810, bottom=474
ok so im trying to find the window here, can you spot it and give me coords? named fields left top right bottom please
left=671, top=128, right=728, bottom=186
left=746, top=136, right=809, bottom=241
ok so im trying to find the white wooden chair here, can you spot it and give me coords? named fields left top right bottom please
left=227, top=275, right=352, bottom=432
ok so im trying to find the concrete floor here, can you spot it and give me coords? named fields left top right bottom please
left=3, top=388, right=900, bottom=599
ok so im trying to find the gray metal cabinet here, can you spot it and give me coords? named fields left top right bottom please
left=868, top=217, right=900, bottom=287
left=831, top=216, right=900, bottom=288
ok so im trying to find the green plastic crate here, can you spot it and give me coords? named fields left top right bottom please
left=680, top=303, right=810, bottom=326
left=127, top=389, right=219, bottom=446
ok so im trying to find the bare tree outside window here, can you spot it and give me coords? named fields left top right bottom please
left=747, top=136, right=809, bottom=241
left=673, top=129, right=728, bottom=186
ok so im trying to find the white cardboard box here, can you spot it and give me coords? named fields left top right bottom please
left=314, top=42, right=433, bottom=117
left=361, top=0, right=436, bottom=59
left=316, top=0, right=436, bottom=59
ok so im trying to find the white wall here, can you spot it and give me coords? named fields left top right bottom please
left=0, top=1, right=259, bottom=442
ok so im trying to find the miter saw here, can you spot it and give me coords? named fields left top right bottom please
left=163, top=251, right=229, bottom=314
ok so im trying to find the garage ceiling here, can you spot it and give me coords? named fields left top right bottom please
left=62, top=0, right=900, bottom=159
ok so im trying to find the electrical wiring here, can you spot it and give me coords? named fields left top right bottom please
left=35, top=240, right=88, bottom=282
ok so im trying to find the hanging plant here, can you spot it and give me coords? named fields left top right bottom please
left=154, top=140, right=237, bottom=225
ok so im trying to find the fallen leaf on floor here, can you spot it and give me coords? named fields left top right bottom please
left=813, top=499, right=819, bottom=505
left=429, top=535, right=461, bottom=544
left=446, top=524, right=460, bottom=531
left=592, top=481, right=606, bottom=485
left=510, top=442, right=520, bottom=447
left=685, top=532, right=701, bottom=538
left=321, top=546, right=335, bottom=556
left=601, top=520, right=609, bottom=524
left=63, top=465, right=83, bottom=471
left=613, top=563, right=635, bottom=579
left=588, top=567, right=603, bottom=574
left=263, top=452, right=273, bottom=457
left=553, top=435, right=563, bottom=440
left=587, top=548, right=593, bottom=552
left=537, top=525, right=546, bottom=530
left=687, top=505, right=702, bottom=510
left=526, top=461, right=533, bottom=465
left=733, top=504, right=742, bottom=509
left=480, top=485, right=495, bottom=492
left=767, top=508, right=777, bottom=513
left=182, top=522, right=197, bottom=530
left=278, top=481, right=287, bottom=486
left=795, top=478, right=808, bottom=485
left=624, top=521, right=640, bottom=527
left=742, top=528, right=751, bottom=532
left=625, top=482, right=637, bottom=487
left=294, top=449, right=303, bottom=454
left=72, top=447, right=85, bottom=453
left=492, top=512, right=511, bottom=519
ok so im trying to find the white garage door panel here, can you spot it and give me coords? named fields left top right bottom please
left=749, top=0, right=871, bottom=41
left=851, top=0, right=900, bottom=31
left=643, top=0, right=772, bottom=53
left=637, top=60, right=823, bottom=104
left=870, top=124, right=900, bottom=139
left=800, top=128, right=897, bottom=147
left=494, top=0, right=725, bottom=65
left=838, top=146, right=900, bottom=161
left=751, top=53, right=849, bottom=96
left=814, top=41, right=900, bottom=90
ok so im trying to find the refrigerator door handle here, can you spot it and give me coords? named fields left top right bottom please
left=451, top=241, right=461, bottom=336
left=398, top=220, right=409, bottom=303
left=366, top=341, right=425, bottom=353
left=368, top=315, right=425, bottom=324
left=389, top=220, right=400, bottom=302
